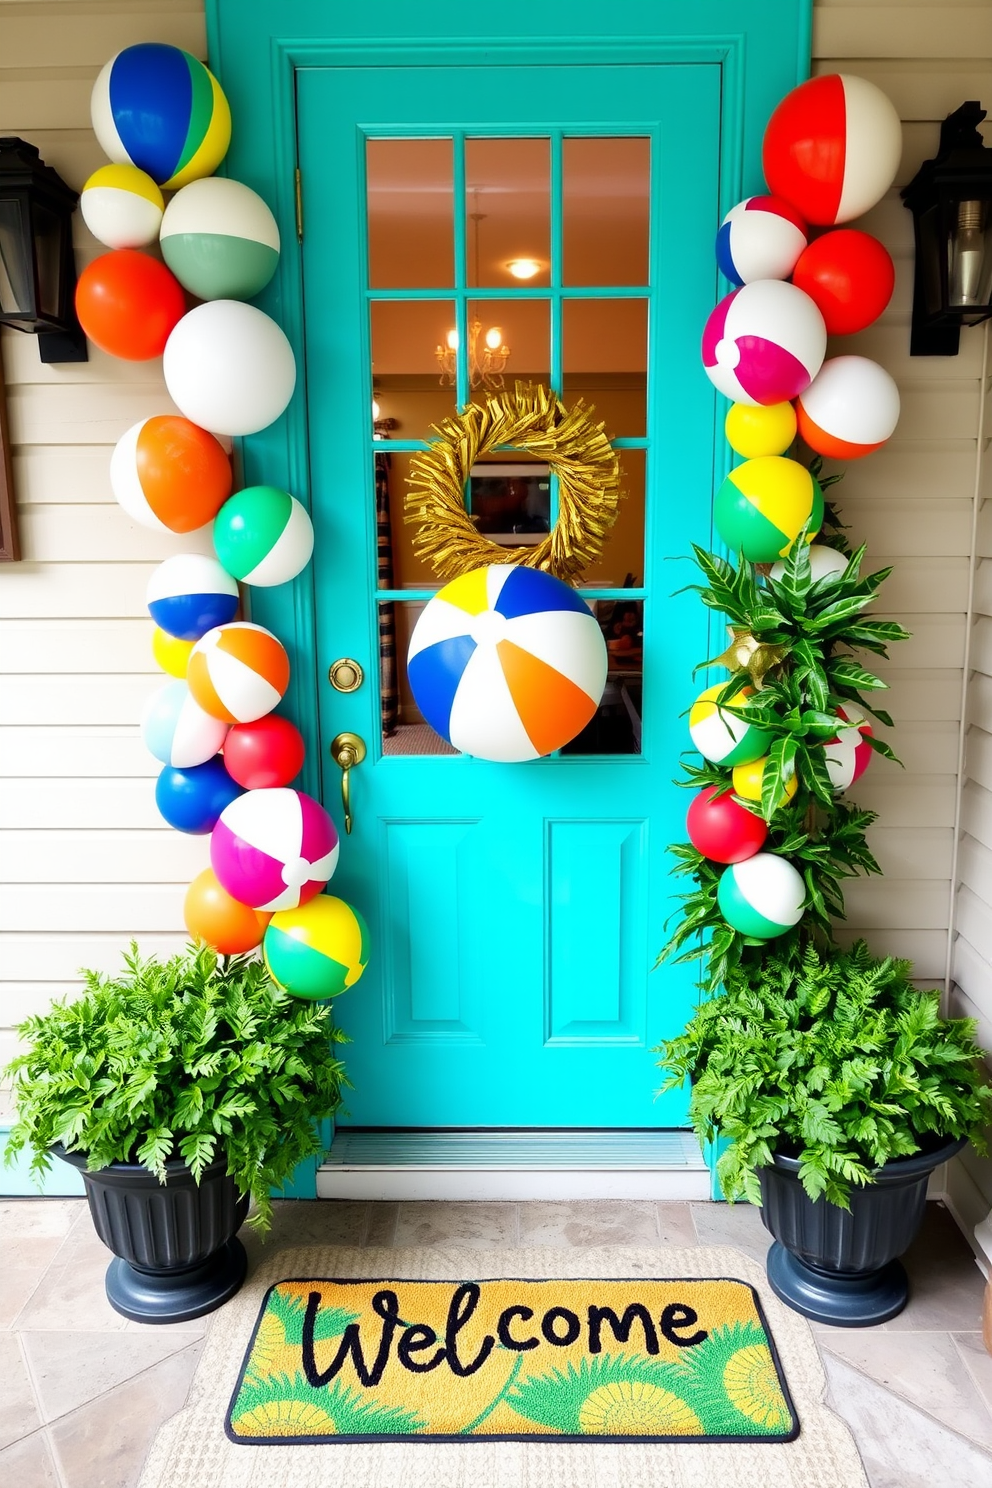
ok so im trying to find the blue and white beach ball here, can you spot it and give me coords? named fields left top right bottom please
left=716, top=195, right=808, bottom=285
left=407, top=564, right=607, bottom=762
left=717, top=853, right=806, bottom=940
left=140, top=679, right=229, bottom=769
left=91, top=43, right=231, bottom=190
left=146, top=553, right=239, bottom=641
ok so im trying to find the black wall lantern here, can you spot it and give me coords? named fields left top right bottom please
left=0, top=136, right=87, bottom=363
left=902, top=102, right=992, bottom=356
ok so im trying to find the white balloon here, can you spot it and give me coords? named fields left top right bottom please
left=163, top=302, right=296, bottom=436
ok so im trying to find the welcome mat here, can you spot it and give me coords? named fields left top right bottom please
left=226, top=1275, right=798, bottom=1444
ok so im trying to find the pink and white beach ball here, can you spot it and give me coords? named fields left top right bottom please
left=823, top=704, right=874, bottom=792
left=715, top=195, right=808, bottom=285
left=210, top=787, right=339, bottom=911
left=701, top=280, right=826, bottom=406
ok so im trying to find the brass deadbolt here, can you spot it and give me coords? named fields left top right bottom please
left=328, top=657, right=364, bottom=693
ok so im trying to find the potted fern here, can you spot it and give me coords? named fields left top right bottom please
left=657, top=532, right=992, bottom=1324
left=3, top=942, right=347, bottom=1324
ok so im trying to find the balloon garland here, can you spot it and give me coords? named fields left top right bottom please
left=81, top=41, right=366, bottom=1002
left=405, top=382, right=622, bottom=584
left=683, top=72, right=906, bottom=952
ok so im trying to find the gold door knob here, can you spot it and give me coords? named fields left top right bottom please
left=328, top=657, right=364, bottom=693
left=330, top=732, right=366, bottom=835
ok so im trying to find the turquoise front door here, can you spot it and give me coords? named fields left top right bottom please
left=297, top=63, right=719, bottom=1127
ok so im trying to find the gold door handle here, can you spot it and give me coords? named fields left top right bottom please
left=330, top=732, right=366, bottom=835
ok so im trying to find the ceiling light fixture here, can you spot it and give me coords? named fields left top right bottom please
left=507, top=257, right=542, bottom=280
left=436, top=204, right=511, bottom=389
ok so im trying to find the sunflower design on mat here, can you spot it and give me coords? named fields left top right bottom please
left=230, top=1371, right=425, bottom=1439
left=245, top=1285, right=357, bottom=1384
left=506, top=1353, right=703, bottom=1436
left=671, top=1322, right=794, bottom=1435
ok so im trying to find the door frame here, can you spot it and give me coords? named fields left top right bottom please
left=205, top=0, right=814, bottom=1196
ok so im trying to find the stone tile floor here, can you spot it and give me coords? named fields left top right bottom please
left=1, top=1196, right=990, bottom=1488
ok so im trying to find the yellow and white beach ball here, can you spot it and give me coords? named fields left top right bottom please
left=689, top=683, right=772, bottom=767
left=80, top=164, right=164, bottom=249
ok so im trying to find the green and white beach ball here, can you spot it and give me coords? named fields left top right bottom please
left=688, top=682, right=772, bottom=766
left=717, top=853, right=806, bottom=939
left=160, top=178, right=280, bottom=301
left=213, top=485, right=313, bottom=587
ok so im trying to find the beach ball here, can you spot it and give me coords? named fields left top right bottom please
left=184, top=867, right=271, bottom=955
left=141, top=679, right=229, bottom=768
left=146, top=553, right=239, bottom=641
left=717, top=854, right=806, bottom=940
left=155, top=756, right=242, bottom=835
left=264, top=895, right=370, bottom=1001
left=91, top=42, right=231, bottom=190
left=224, top=715, right=305, bottom=790
left=763, top=74, right=902, bottom=227
left=791, top=230, right=895, bottom=336
left=725, top=401, right=797, bottom=459
left=163, top=301, right=297, bottom=437
left=797, top=356, right=900, bottom=461
left=80, top=164, right=163, bottom=248
left=688, top=683, right=772, bottom=767
left=407, top=565, right=607, bottom=761
left=715, top=456, right=823, bottom=562
left=701, top=280, right=826, bottom=406
left=75, top=249, right=186, bottom=360
left=111, top=416, right=232, bottom=534
left=211, top=788, right=339, bottom=911
left=213, top=486, right=314, bottom=586
left=152, top=627, right=194, bottom=677
left=686, top=785, right=768, bottom=864
left=733, top=755, right=799, bottom=812
left=187, top=621, right=290, bottom=724
left=160, top=178, right=280, bottom=301
left=824, top=704, right=874, bottom=791
left=771, top=544, right=849, bottom=585
left=716, top=195, right=808, bottom=285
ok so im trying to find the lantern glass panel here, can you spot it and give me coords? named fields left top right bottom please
left=947, top=195, right=992, bottom=320
left=0, top=197, right=34, bottom=316
left=31, top=201, right=62, bottom=319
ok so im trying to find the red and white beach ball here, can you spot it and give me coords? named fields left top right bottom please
left=211, top=787, right=339, bottom=911
left=796, top=355, right=900, bottom=460
left=187, top=620, right=290, bottom=724
left=715, top=195, right=808, bottom=285
left=763, top=74, right=902, bottom=227
left=701, top=280, right=826, bottom=406
left=823, top=704, right=873, bottom=791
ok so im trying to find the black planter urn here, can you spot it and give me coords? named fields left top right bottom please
left=758, top=1136, right=966, bottom=1326
left=56, top=1146, right=249, bottom=1324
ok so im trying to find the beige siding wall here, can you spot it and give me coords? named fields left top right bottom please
left=1, top=0, right=991, bottom=1224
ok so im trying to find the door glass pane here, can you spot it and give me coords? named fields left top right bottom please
left=582, top=448, right=645, bottom=589
left=562, top=596, right=643, bottom=755
left=380, top=600, right=458, bottom=756
left=464, top=138, right=550, bottom=288
left=366, top=138, right=454, bottom=289
left=563, top=137, right=650, bottom=286
left=466, top=297, right=549, bottom=389
left=370, top=300, right=456, bottom=441
left=562, top=298, right=647, bottom=436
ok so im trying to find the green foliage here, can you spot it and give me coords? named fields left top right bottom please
left=2, top=942, right=349, bottom=1230
left=656, top=941, right=992, bottom=1207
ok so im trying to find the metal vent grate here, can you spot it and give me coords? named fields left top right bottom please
left=323, top=1129, right=706, bottom=1171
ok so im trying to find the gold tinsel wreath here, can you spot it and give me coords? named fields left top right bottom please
left=404, top=382, right=622, bottom=584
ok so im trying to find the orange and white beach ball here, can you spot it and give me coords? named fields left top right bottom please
left=796, top=356, right=900, bottom=461
left=187, top=620, right=290, bottom=723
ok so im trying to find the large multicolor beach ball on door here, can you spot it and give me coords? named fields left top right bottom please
left=213, top=486, right=314, bottom=587
left=163, top=301, right=297, bottom=437
left=80, top=164, right=163, bottom=249
left=141, top=679, right=228, bottom=768
left=715, top=456, right=823, bottom=563
left=688, top=683, right=772, bottom=767
left=211, top=787, right=340, bottom=911
left=264, top=895, right=370, bottom=1001
left=717, top=853, right=806, bottom=940
left=796, top=356, right=900, bottom=461
left=184, top=867, right=270, bottom=955
left=160, top=178, right=280, bottom=301
left=407, top=565, right=608, bottom=761
left=763, top=74, right=902, bottom=227
left=187, top=621, right=290, bottom=724
left=701, top=280, right=826, bottom=406
left=715, top=196, right=807, bottom=285
left=686, top=785, right=768, bottom=864
left=111, top=416, right=232, bottom=533
left=91, top=43, right=231, bottom=190
left=823, top=704, right=874, bottom=792
left=146, top=553, right=239, bottom=640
